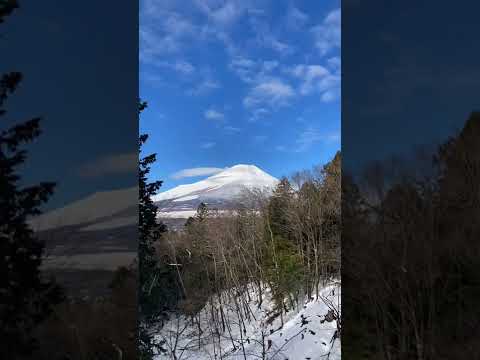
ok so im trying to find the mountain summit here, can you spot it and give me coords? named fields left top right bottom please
left=154, top=164, right=278, bottom=219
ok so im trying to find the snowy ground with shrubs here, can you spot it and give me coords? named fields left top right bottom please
left=154, top=281, right=341, bottom=360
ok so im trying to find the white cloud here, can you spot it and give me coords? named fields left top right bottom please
left=224, top=125, right=241, bottom=133
left=275, top=145, right=287, bottom=152
left=188, top=78, right=221, bottom=96
left=155, top=60, right=196, bottom=75
left=231, top=57, right=256, bottom=68
left=249, top=108, right=270, bottom=122
left=204, top=108, right=225, bottom=120
left=262, top=60, right=279, bottom=72
left=194, top=0, right=247, bottom=26
left=286, top=5, right=309, bottom=30
left=295, top=128, right=340, bottom=152
left=229, top=57, right=281, bottom=85
left=171, top=167, right=225, bottom=179
left=201, top=142, right=216, bottom=149
left=140, top=11, right=198, bottom=62
left=311, top=8, right=340, bottom=56
left=229, top=56, right=257, bottom=83
left=173, top=60, right=195, bottom=74
left=327, top=56, right=341, bottom=72
left=290, top=65, right=329, bottom=95
left=287, top=64, right=340, bottom=102
left=260, top=35, right=293, bottom=55
left=244, top=78, right=295, bottom=109
left=317, top=73, right=341, bottom=99
left=187, top=66, right=221, bottom=95
left=250, top=18, right=294, bottom=56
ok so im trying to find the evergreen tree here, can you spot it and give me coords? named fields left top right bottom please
left=0, top=72, right=63, bottom=357
left=138, top=100, right=165, bottom=359
left=184, top=216, right=196, bottom=228
left=195, top=202, right=209, bottom=222
left=138, top=100, right=167, bottom=320
left=0, top=0, right=18, bottom=25
left=138, top=101, right=181, bottom=359
left=268, top=177, right=294, bottom=237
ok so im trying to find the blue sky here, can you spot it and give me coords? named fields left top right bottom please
left=1, top=1, right=138, bottom=210
left=140, top=0, right=341, bottom=191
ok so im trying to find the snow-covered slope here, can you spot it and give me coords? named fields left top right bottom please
left=155, top=165, right=278, bottom=219
left=154, top=281, right=341, bottom=360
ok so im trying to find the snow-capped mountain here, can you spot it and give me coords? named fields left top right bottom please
left=154, top=164, right=279, bottom=220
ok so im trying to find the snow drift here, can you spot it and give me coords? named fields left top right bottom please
left=154, top=281, right=341, bottom=360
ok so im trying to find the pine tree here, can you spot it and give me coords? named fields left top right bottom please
left=138, top=101, right=182, bottom=359
left=268, top=177, right=294, bottom=237
left=0, top=0, right=18, bottom=25
left=0, top=72, right=63, bottom=358
left=138, top=100, right=167, bottom=319
left=138, top=100, right=166, bottom=359
left=195, top=201, right=209, bottom=222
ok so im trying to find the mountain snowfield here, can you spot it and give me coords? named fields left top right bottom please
left=154, top=281, right=341, bottom=360
left=155, top=164, right=279, bottom=219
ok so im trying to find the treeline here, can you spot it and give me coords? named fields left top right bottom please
left=343, top=112, right=480, bottom=359
left=152, top=152, right=341, bottom=354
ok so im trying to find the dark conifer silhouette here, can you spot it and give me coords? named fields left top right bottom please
left=0, top=70, right=63, bottom=358
left=0, top=0, right=18, bottom=25
left=139, top=100, right=182, bottom=359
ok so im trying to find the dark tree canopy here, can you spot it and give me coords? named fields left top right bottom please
left=0, top=68, right=63, bottom=359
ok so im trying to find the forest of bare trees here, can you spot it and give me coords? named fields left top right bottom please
left=151, top=152, right=341, bottom=359
left=342, top=112, right=480, bottom=359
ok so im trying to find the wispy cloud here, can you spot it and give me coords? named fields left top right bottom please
left=188, top=78, right=221, bottom=96
left=311, top=8, right=340, bottom=56
left=229, top=56, right=257, bottom=83
left=243, top=78, right=295, bottom=109
left=156, top=59, right=195, bottom=75
left=327, top=56, right=341, bottom=72
left=186, top=66, right=221, bottom=96
left=262, top=60, right=279, bottom=72
left=194, top=0, right=248, bottom=26
left=287, top=64, right=340, bottom=102
left=204, top=108, right=225, bottom=120
left=201, top=141, right=216, bottom=149
left=173, top=60, right=195, bottom=74
left=249, top=108, right=270, bottom=122
left=295, top=127, right=340, bottom=152
left=140, top=10, right=198, bottom=63
left=250, top=18, right=294, bottom=56
left=286, top=5, right=309, bottom=30
left=228, top=57, right=280, bottom=85
left=171, top=167, right=225, bottom=179
left=224, top=125, right=241, bottom=133
left=290, top=64, right=329, bottom=95
left=257, top=33, right=293, bottom=56
left=77, top=152, right=137, bottom=178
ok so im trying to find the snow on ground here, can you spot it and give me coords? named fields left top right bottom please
left=154, top=281, right=341, bottom=360
left=157, top=210, right=198, bottom=219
